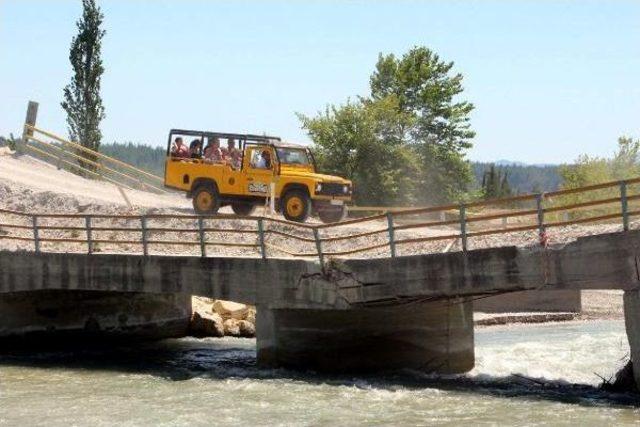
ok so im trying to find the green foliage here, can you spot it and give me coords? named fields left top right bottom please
left=471, top=163, right=561, bottom=194
left=370, top=47, right=475, bottom=204
left=558, top=136, right=640, bottom=219
left=481, top=164, right=513, bottom=199
left=61, top=0, right=106, bottom=173
left=300, top=96, right=419, bottom=206
left=301, top=46, right=475, bottom=206
left=560, top=137, right=640, bottom=189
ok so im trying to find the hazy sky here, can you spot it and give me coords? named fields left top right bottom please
left=1, top=0, right=638, bottom=164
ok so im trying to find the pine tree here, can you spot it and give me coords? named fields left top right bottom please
left=61, top=0, right=106, bottom=174
left=482, top=164, right=513, bottom=199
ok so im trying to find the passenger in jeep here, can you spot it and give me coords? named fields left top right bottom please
left=226, top=138, right=242, bottom=169
left=204, top=137, right=223, bottom=163
left=171, top=137, right=189, bottom=158
left=189, top=139, right=202, bottom=159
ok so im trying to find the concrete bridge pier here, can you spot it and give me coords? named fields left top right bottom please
left=256, top=298, right=475, bottom=373
left=624, top=289, right=640, bottom=388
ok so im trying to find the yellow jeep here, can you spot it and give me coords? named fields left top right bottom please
left=164, top=129, right=353, bottom=223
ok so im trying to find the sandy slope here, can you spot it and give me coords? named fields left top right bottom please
left=0, top=147, right=190, bottom=209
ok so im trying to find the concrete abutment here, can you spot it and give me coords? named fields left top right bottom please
left=256, top=298, right=475, bottom=373
left=624, top=289, right=640, bottom=388
left=0, top=290, right=192, bottom=342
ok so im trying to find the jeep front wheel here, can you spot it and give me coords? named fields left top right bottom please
left=192, top=186, right=220, bottom=214
left=318, top=206, right=346, bottom=224
left=282, top=190, right=311, bottom=222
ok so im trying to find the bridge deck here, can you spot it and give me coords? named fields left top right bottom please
left=1, top=230, right=637, bottom=310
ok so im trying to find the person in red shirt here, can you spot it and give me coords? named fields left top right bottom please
left=171, top=137, right=189, bottom=158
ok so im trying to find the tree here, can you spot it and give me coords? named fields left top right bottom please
left=481, top=164, right=512, bottom=199
left=300, top=46, right=475, bottom=206
left=558, top=136, right=640, bottom=218
left=299, top=96, right=419, bottom=206
left=61, top=0, right=106, bottom=173
left=370, top=47, right=475, bottom=204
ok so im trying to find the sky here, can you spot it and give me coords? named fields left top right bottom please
left=1, top=0, right=638, bottom=164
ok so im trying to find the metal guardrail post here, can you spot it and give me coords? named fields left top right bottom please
left=141, top=216, right=148, bottom=256
left=535, top=193, right=545, bottom=237
left=459, top=204, right=467, bottom=252
left=257, top=218, right=266, bottom=259
left=386, top=211, right=396, bottom=257
left=85, top=216, right=93, bottom=254
left=31, top=215, right=40, bottom=253
left=620, top=181, right=629, bottom=232
left=198, top=216, right=206, bottom=257
left=22, top=101, right=38, bottom=145
left=313, top=228, right=324, bottom=266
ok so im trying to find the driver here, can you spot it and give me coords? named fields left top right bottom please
left=257, top=150, right=272, bottom=169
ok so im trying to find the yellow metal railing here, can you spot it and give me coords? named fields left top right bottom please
left=20, top=124, right=167, bottom=194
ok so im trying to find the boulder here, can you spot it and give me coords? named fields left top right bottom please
left=192, top=296, right=216, bottom=314
left=238, top=320, right=256, bottom=337
left=190, top=311, right=224, bottom=337
left=245, top=306, right=256, bottom=324
left=223, top=318, right=241, bottom=336
left=213, top=300, right=248, bottom=320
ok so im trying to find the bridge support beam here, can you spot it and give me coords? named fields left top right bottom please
left=256, top=298, right=474, bottom=373
left=624, top=289, right=640, bottom=388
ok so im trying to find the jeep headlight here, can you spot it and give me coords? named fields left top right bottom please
left=315, top=183, right=323, bottom=193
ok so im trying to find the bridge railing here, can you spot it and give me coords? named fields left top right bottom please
left=1, top=177, right=638, bottom=262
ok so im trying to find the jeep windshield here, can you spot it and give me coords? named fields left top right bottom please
left=276, top=147, right=311, bottom=166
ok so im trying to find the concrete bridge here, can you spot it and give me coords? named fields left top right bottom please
left=3, top=104, right=639, bottom=387
left=2, top=229, right=640, bottom=385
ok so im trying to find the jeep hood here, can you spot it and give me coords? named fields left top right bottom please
left=279, top=166, right=351, bottom=184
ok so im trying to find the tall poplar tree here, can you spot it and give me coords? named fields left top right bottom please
left=61, top=0, right=106, bottom=173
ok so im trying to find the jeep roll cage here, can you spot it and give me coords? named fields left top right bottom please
left=166, top=129, right=281, bottom=155
left=167, top=128, right=318, bottom=172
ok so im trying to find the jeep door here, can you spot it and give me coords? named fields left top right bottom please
left=243, top=145, right=276, bottom=198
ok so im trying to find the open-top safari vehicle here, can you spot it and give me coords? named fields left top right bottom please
left=164, top=129, right=353, bottom=223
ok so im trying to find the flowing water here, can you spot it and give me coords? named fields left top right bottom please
left=0, top=320, right=638, bottom=426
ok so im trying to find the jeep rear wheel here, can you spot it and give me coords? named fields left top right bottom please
left=318, top=206, right=346, bottom=224
left=192, top=185, right=220, bottom=214
left=282, top=190, right=311, bottom=222
left=231, top=202, right=256, bottom=217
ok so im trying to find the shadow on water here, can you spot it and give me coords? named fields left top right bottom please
left=1, top=337, right=638, bottom=409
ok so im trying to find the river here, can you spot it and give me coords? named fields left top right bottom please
left=1, top=320, right=638, bottom=426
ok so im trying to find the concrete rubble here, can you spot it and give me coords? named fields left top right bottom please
left=191, top=297, right=256, bottom=338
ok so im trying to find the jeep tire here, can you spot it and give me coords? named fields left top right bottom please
left=231, top=202, right=256, bottom=217
left=318, top=206, right=346, bottom=224
left=192, top=184, right=220, bottom=214
left=282, top=190, right=311, bottom=222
